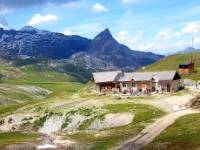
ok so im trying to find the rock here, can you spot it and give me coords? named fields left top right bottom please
left=39, top=116, right=64, bottom=134
left=89, top=113, right=134, bottom=130
left=63, top=114, right=86, bottom=132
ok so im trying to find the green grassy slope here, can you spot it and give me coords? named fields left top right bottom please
left=140, top=52, right=200, bottom=80
left=0, top=59, right=84, bottom=116
left=0, top=132, right=39, bottom=148
left=0, top=58, right=85, bottom=146
left=13, top=58, right=92, bottom=83
left=143, top=113, right=200, bottom=150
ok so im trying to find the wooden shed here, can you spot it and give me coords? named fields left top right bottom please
left=179, top=62, right=194, bottom=75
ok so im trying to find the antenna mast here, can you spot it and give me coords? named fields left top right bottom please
left=192, top=30, right=194, bottom=48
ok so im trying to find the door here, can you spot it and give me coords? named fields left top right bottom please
left=167, top=84, right=171, bottom=92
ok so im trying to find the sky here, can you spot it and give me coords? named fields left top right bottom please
left=0, top=0, right=200, bottom=54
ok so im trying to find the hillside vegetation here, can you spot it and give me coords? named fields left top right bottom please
left=143, top=113, right=200, bottom=150
left=141, top=52, right=200, bottom=80
left=0, top=58, right=84, bottom=115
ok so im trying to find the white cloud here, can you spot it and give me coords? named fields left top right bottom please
left=115, top=22, right=200, bottom=54
left=0, top=23, right=9, bottom=30
left=116, top=30, right=143, bottom=49
left=0, top=16, right=9, bottom=29
left=63, top=30, right=75, bottom=35
left=143, top=28, right=186, bottom=52
left=27, top=14, right=59, bottom=26
left=181, top=22, right=200, bottom=34
left=92, top=3, right=108, bottom=13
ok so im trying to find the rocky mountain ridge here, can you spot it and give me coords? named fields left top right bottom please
left=0, top=26, right=163, bottom=70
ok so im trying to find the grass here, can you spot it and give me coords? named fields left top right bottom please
left=140, top=52, right=200, bottom=81
left=171, top=88, right=190, bottom=96
left=4, top=66, right=72, bottom=84
left=143, top=113, right=200, bottom=150
left=67, top=103, right=165, bottom=150
left=0, top=85, right=36, bottom=105
left=0, top=60, right=84, bottom=114
left=0, top=82, right=83, bottom=117
left=0, top=58, right=88, bottom=146
left=0, top=132, right=40, bottom=147
left=78, top=118, right=96, bottom=130
left=0, top=102, right=33, bottom=117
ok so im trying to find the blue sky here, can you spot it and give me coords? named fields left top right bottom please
left=0, top=0, right=200, bottom=54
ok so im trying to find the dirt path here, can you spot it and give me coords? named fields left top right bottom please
left=111, top=89, right=200, bottom=150
left=112, top=109, right=199, bottom=150
left=133, top=92, right=198, bottom=113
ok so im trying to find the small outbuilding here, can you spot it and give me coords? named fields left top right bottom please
left=179, top=61, right=194, bottom=75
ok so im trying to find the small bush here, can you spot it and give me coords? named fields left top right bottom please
left=78, top=117, right=96, bottom=130
left=79, top=108, right=93, bottom=117
left=61, top=116, right=72, bottom=129
left=115, top=97, right=121, bottom=100
left=178, top=86, right=185, bottom=91
left=0, top=119, right=5, bottom=125
left=34, top=113, right=50, bottom=129
left=8, top=118, right=13, bottom=124
left=22, top=117, right=33, bottom=121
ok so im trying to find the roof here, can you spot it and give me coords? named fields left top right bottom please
left=92, top=71, right=122, bottom=83
left=179, top=62, right=194, bottom=65
left=151, top=71, right=178, bottom=81
left=179, top=62, right=194, bottom=68
left=119, top=71, right=178, bottom=82
left=118, top=73, right=134, bottom=82
left=92, top=71, right=180, bottom=83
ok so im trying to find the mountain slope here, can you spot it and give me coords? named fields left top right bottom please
left=0, top=26, right=163, bottom=71
left=141, top=51, right=200, bottom=80
left=66, top=52, right=117, bottom=70
left=0, top=26, right=90, bottom=59
left=70, top=29, right=163, bottom=70
left=86, top=28, right=163, bottom=69
left=177, top=47, right=199, bottom=54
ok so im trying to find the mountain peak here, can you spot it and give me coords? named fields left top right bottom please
left=184, top=47, right=196, bottom=51
left=94, top=28, right=113, bottom=40
left=103, top=28, right=111, bottom=33
left=20, top=25, right=39, bottom=32
left=178, top=47, right=197, bottom=54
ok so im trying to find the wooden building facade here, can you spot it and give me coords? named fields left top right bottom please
left=92, top=71, right=182, bottom=94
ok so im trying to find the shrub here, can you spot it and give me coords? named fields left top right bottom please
left=79, top=108, right=93, bottom=117
left=8, top=118, right=13, bottom=124
left=0, top=119, right=5, bottom=125
left=34, top=116, right=47, bottom=128
left=61, top=116, right=71, bottom=129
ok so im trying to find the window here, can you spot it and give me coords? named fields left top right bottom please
left=132, top=82, right=135, bottom=87
left=122, top=83, right=126, bottom=87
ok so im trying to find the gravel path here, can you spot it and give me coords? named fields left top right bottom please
left=111, top=89, right=200, bottom=150
left=132, top=91, right=199, bottom=113
left=112, top=109, right=199, bottom=150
